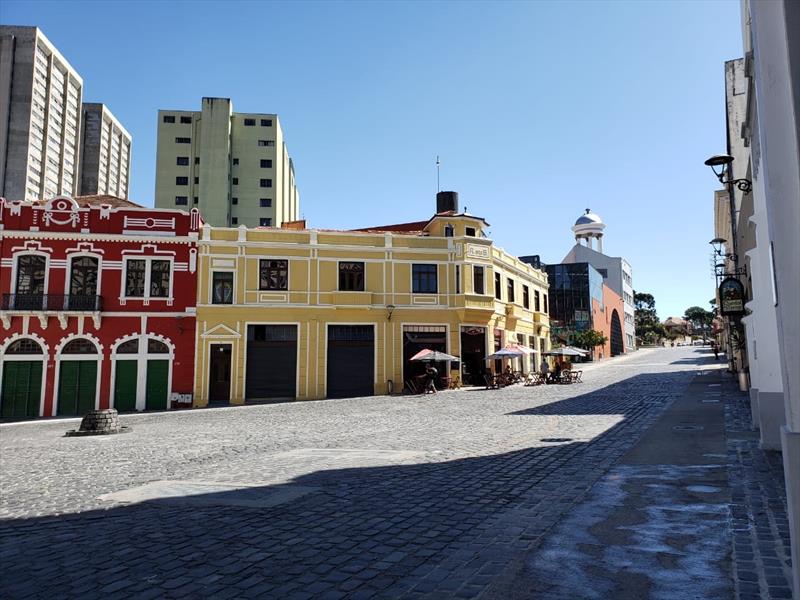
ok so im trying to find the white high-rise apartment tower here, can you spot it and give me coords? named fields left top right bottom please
left=154, top=97, right=299, bottom=228
left=0, top=26, right=83, bottom=202
left=80, top=103, right=132, bottom=198
left=0, top=26, right=132, bottom=201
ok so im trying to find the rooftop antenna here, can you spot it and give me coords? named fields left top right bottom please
left=436, top=155, right=441, bottom=192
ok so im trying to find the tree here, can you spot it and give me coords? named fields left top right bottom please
left=634, top=291, right=665, bottom=345
left=684, top=306, right=715, bottom=340
left=572, top=329, right=608, bottom=351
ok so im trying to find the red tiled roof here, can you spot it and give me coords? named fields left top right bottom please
left=350, top=220, right=429, bottom=234
left=71, top=195, right=144, bottom=208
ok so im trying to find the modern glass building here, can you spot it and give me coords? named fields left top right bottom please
left=539, top=261, right=604, bottom=350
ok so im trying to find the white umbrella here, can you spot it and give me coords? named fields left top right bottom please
left=544, top=347, right=586, bottom=357
left=485, top=348, right=524, bottom=360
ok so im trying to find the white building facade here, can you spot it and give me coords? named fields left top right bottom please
left=716, top=0, right=800, bottom=592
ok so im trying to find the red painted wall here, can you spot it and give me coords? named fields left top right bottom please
left=0, top=196, right=200, bottom=416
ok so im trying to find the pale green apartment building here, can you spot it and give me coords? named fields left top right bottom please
left=154, top=97, right=299, bottom=227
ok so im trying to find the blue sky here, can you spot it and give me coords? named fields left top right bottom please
left=2, top=0, right=742, bottom=320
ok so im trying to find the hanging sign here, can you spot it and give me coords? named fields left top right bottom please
left=719, top=277, right=746, bottom=316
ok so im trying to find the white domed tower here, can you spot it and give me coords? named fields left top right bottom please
left=571, top=208, right=606, bottom=253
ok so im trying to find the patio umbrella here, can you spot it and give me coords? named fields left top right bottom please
left=409, top=349, right=459, bottom=362
left=504, top=343, right=535, bottom=355
left=543, top=347, right=586, bottom=357
left=565, top=346, right=590, bottom=355
left=485, top=348, right=524, bottom=360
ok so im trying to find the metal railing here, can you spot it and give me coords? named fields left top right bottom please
left=1, top=294, right=103, bottom=311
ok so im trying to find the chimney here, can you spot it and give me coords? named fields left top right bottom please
left=436, top=191, right=459, bottom=214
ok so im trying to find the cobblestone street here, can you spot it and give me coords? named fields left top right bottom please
left=0, top=347, right=790, bottom=599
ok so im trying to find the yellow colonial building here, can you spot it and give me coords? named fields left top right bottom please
left=193, top=197, right=550, bottom=405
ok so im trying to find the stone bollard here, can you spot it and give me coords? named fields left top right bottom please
left=65, top=409, right=131, bottom=436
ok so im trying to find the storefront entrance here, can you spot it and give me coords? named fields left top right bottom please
left=460, top=326, right=486, bottom=386
left=209, top=344, right=232, bottom=404
left=403, top=325, right=447, bottom=390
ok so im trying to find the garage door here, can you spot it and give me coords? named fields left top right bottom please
left=57, top=361, right=97, bottom=416
left=246, top=325, right=297, bottom=401
left=327, top=325, right=374, bottom=399
left=1, top=361, right=42, bottom=418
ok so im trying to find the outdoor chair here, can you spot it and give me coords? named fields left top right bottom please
left=524, top=373, right=543, bottom=386
left=570, top=371, right=582, bottom=383
left=404, top=379, right=419, bottom=395
left=484, top=373, right=500, bottom=389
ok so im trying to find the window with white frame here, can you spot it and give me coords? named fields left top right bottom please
left=124, top=258, right=172, bottom=299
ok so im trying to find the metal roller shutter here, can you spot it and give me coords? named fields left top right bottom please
left=327, top=325, right=374, bottom=399
left=246, top=325, right=297, bottom=401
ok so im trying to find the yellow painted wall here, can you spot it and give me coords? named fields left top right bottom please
left=194, top=215, right=550, bottom=406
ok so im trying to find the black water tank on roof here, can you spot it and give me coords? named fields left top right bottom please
left=436, top=191, right=459, bottom=214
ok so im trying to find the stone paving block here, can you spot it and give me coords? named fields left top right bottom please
left=0, top=349, right=789, bottom=599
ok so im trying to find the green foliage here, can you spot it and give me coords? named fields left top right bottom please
left=634, top=291, right=664, bottom=344
left=571, top=329, right=608, bottom=350
left=684, top=305, right=715, bottom=339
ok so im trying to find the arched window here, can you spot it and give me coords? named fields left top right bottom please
left=6, top=338, right=44, bottom=354
left=147, top=339, right=169, bottom=354
left=62, top=339, right=98, bottom=354
left=117, top=339, right=139, bottom=354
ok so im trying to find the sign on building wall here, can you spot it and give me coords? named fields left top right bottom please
left=719, top=277, right=746, bottom=316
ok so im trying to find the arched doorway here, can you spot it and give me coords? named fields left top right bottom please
left=57, top=338, right=100, bottom=416
left=610, top=309, right=624, bottom=356
left=1, top=338, right=46, bottom=418
left=111, top=336, right=173, bottom=412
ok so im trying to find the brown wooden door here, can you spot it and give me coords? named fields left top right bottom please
left=209, top=344, right=231, bottom=404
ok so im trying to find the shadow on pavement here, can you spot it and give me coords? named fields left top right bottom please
left=0, top=356, right=724, bottom=599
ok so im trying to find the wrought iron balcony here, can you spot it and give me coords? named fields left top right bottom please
left=1, top=294, right=103, bottom=311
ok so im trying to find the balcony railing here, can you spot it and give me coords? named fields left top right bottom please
left=1, top=294, right=103, bottom=311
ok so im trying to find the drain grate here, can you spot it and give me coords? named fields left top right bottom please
left=672, top=424, right=704, bottom=432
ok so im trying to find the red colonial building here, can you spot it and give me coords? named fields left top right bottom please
left=0, top=195, right=200, bottom=418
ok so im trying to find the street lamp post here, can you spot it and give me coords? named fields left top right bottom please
left=705, top=154, right=752, bottom=383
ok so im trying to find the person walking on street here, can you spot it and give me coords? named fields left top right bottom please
left=712, top=341, right=719, bottom=360
left=540, top=358, right=550, bottom=383
left=424, top=364, right=438, bottom=394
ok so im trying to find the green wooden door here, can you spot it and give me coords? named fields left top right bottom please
left=114, top=361, right=138, bottom=412
left=57, top=361, right=97, bottom=416
left=145, top=360, right=169, bottom=411
left=1, top=361, right=42, bottom=418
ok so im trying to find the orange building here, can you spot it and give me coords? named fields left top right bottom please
left=591, top=284, right=625, bottom=359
